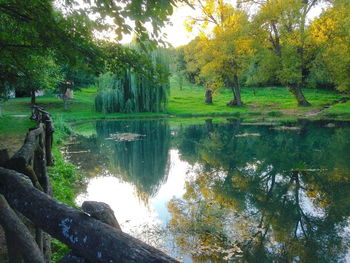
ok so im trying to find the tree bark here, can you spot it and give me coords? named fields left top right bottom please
left=233, top=75, right=243, bottom=106
left=227, top=75, right=243, bottom=107
left=0, top=149, right=9, bottom=167
left=0, top=195, right=45, bottom=263
left=31, top=90, right=36, bottom=106
left=205, top=89, right=213, bottom=104
left=288, top=85, right=311, bottom=106
left=0, top=167, right=179, bottom=263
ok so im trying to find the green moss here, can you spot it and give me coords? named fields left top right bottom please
left=47, top=120, right=85, bottom=261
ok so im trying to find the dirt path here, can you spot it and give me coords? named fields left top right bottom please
left=303, top=98, right=349, bottom=118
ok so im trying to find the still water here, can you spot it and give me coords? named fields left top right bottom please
left=65, top=119, right=350, bottom=263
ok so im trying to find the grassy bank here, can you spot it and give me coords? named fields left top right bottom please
left=0, top=82, right=349, bottom=170
left=1, top=82, right=349, bottom=124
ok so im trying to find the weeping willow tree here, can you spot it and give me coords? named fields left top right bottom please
left=96, top=119, right=171, bottom=202
left=95, top=48, right=170, bottom=113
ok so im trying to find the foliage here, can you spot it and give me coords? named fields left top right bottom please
left=95, top=48, right=170, bottom=113
left=0, top=0, right=181, bottom=104
left=310, top=0, right=350, bottom=93
left=16, top=54, right=63, bottom=95
left=48, top=117, right=86, bottom=261
left=183, top=1, right=256, bottom=106
left=180, top=37, right=203, bottom=85
left=240, top=0, right=322, bottom=105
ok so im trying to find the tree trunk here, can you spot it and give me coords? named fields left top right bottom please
left=31, top=90, right=36, bottom=106
left=205, top=89, right=213, bottom=104
left=227, top=75, right=243, bottom=107
left=288, top=85, right=311, bottom=106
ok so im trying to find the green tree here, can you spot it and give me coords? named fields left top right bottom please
left=95, top=44, right=170, bottom=113
left=13, top=54, right=63, bottom=105
left=57, top=64, right=95, bottom=109
left=310, top=0, right=350, bottom=93
left=184, top=1, right=254, bottom=106
left=0, top=0, right=183, bottom=104
left=242, top=0, right=323, bottom=106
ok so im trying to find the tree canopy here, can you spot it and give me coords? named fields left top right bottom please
left=0, top=0, right=182, bottom=105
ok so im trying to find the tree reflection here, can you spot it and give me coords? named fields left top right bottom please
left=67, top=119, right=171, bottom=202
left=169, top=120, right=350, bottom=262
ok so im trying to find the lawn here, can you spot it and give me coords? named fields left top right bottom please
left=0, top=81, right=349, bottom=136
left=168, top=81, right=347, bottom=116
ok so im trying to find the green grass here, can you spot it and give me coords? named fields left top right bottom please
left=168, top=81, right=347, bottom=116
left=323, top=100, right=350, bottom=118
left=0, top=82, right=349, bottom=129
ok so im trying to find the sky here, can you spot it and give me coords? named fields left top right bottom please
left=126, top=1, right=327, bottom=48
left=59, top=0, right=329, bottom=48
left=117, top=4, right=197, bottom=48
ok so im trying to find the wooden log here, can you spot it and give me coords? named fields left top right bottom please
left=45, top=126, right=54, bottom=166
left=5, top=234, right=23, bottom=263
left=0, top=195, right=45, bottom=263
left=0, top=167, right=179, bottom=263
left=0, top=149, right=9, bottom=167
left=57, top=253, right=89, bottom=263
left=59, top=201, right=123, bottom=263
left=30, top=105, right=55, bottom=166
left=43, top=232, right=51, bottom=263
left=7, top=124, right=44, bottom=171
left=82, top=201, right=121, bottom=230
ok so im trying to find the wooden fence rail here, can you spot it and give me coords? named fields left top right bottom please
left=0, top=106, right=179, bottom=263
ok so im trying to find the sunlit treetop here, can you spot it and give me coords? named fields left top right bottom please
left=55, top=0, right=190, bottom=45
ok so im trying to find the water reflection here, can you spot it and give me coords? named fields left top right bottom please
left=68, top=119, right=171, bottom=202
left=170, top=119, right=350, bottom=262
left=66, top=119, right=350, bottom=263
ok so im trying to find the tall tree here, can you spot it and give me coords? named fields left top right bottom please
left=184, top=1, right=254, bottom=106
left=242, top=0, right=323, bottom=106
left=310, top=0, right=350, bottom=93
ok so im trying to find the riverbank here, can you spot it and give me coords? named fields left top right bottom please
left=1, top=84, right=349, bottom=124
left=1, top=84, right=349, bottom=154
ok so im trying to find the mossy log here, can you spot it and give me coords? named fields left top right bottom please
left=0, top=167, right=179, bottom=263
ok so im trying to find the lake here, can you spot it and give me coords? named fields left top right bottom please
left=65, top=118, right=350, bottom=263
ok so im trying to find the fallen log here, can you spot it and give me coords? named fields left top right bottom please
left=0, top=195, right=45, bottom=263
left=0, top=167, right=179, bottom=263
